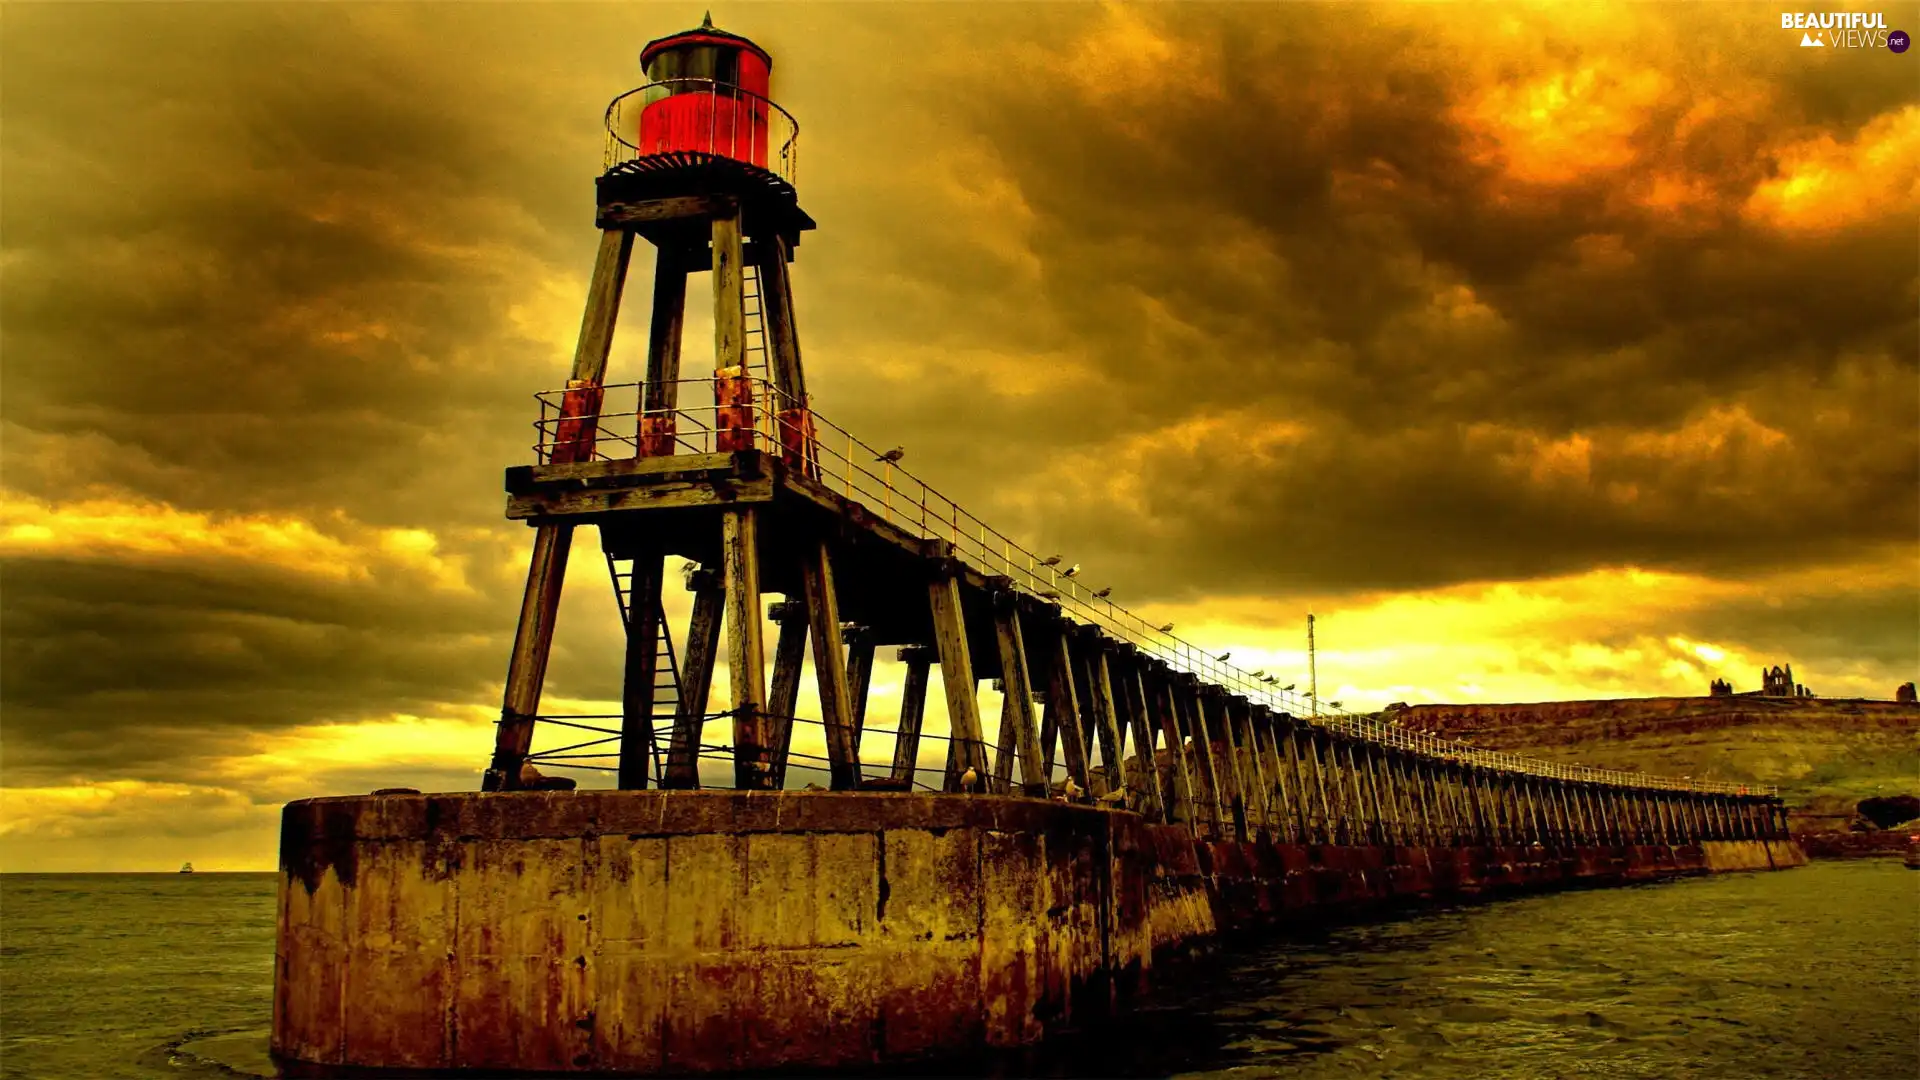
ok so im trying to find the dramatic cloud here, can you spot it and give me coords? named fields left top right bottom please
left=1, top=2, right=1914, bottom=868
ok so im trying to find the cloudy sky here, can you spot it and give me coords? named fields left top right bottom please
left=2, top=2, right=1914, bottom=870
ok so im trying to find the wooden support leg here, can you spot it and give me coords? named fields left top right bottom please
left=1085, top=642, right=1129, bottom=801
left=1205, top=694, right=1250, bottom=841
left=486, top=524, right=575, bottom=789
left=799, top=541, right=861, bottom=790
left=1150, top=674, right=1195, bottom=830
left=1180, top=683, right=1228, bottom=839
left=722, top=508, right=769, bottom=789
left=618, top=549, right=667, bottom=789
left=662, top=566, right=724, bottom=788
left=483, top=229, right=635, bottom=790
left=990, top=593, right=1048, bottom=797
left=846, top=627, right=876, bottom=755
left=928, top=570, right=989, bottom=789
left=638, top=246, right=689, bottom=456
left=891, top=646, right=933, bottom=786
left=765, top=599, right=809, bottom=788
left=1237, top=703, right=1275, bottom=838
left=1045, top=627, right=1093, bottom=795
left=1122, top=660, right=1168, bottom=821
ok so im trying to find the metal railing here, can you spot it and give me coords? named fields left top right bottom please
left=529, top=376, right=1778, bottom=800
left=603, top=78, right=799, bottom=184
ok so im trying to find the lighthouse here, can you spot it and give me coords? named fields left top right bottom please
left=483, top=14, right=824, bottom=795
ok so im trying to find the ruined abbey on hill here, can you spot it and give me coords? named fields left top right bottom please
left=1709, top=664, right=1815, bottom=699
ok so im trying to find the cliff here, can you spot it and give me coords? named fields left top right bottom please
left=1390, top=697, right=1920, bottom=828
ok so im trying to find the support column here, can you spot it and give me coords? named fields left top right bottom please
left=1119, top=654, right=1169, bottom=820
left=1083, top=634, right=1131, bottom=801
left=722, top=509, right=769, bottom=788
left=1149, top=671, right=1196, bottom=830
left=1043, top=623, right=1094, bottom=795
left=764, top=599, right=809, bottom=788
left=638, top=245, right=689, bottom=455
left=927, top=564, right=989, bottom=789
left=1209, top=694, right=1252, bottom=840
left=890, top=646, right=934, bottom=786
left=845, top=625, right=877, bottom=754
left=486, top=227, right=634, bottom=790
left=617, top=550, right=667, bottom=789
left=799, top=542, right=861, bottom=789
left=1178, top=679, right=1228, bottom=837
left=664, top=566, right=724, bottom=788
left=989, top=590, right=1048, bottom=797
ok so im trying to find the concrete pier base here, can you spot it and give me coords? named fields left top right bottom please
left=273, top=791, right=1803, bottom=1074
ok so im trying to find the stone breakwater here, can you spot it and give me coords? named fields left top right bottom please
left=274, top=791, right=1804, bottom=1076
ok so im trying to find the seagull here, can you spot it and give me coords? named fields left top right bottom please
left=1093, top=587, right=1112, bottom=599
left=1096, top=789, right=1128, bottom=806
left=960, top=766, right=979, bottom=792
left=1157, top=622, right=1175, bottom=633
left=1260, top=675, right=1277, bottom=684
left=1062, top=564, right=1082, bottom=578
left=1063, top=777, right=1084, bottom=801
left=875, top=446, right=905, bottom=464
left=1329, top=700, right=1343, bottom=709
left=1281, top=683, right=1296, bottom=692
left=1251, top=670, right=1266, bottom=678
left=1215, top=651, right=1231, bottom=662
left=1040, top=555, right=1063, bottom=566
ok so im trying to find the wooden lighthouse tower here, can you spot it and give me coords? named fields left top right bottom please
left=481, top=16, right=1006, bottom=796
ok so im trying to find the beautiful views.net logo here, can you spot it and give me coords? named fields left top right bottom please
left=1781, top=11, right=1908, bottom=50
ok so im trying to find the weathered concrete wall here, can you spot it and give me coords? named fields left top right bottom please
left=274, top=791, right=1804, bottom=1075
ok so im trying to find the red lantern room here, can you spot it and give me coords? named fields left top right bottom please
left=603, top=13, right=795, bottom=182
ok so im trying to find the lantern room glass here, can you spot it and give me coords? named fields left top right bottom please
left=644, top=45, right=742, bottom=102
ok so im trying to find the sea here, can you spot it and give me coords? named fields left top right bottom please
left=1, top=860, right=1914, bottom=1079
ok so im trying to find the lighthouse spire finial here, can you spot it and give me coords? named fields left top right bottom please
left=701, top=11, right=714, bottom=29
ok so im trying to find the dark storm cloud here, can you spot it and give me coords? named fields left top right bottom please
left=805, top=3, right=1917, bottom=603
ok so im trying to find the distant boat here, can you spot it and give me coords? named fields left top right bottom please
left=179, top=862, right=194, bottom=874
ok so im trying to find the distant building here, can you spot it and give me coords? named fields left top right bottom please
left=1709, top=678, right=1733, bottom=696
left=1898, top=682, right=1917, bottom=704
left=1760, top=664, right=1814, bottom=698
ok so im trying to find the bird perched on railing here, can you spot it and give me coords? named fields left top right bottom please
left=875, top=446, right=905, bottom=463
left=1063, top=777, right=1084, bottom=802
left=1251, top=670, right=1266, bottom=678
left=959, top=766, right=979, bottom=792
left=1215, top=651, right=1231, bottom=662
left=1040, top=554, right=1063, bottom=566
left=1096, top=788, right=1128, bottom=807
left=1093, top=587, right=1112, bottom=599
left=1157, top=622, right=1175, bottom=633
left=1281, top=683, right=1296, bottom=691
left=1061, top=564, right=1081, bottom=578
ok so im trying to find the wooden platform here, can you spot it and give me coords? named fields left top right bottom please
left=506, top=448, right=1028, bottom=674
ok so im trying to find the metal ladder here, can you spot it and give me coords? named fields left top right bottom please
left=742, top=263, right=772, bottom=383
left=606, top=552, right=684, bottom=783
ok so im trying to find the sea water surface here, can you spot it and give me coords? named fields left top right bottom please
left=1, top=861, right=1914, bottom=1079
